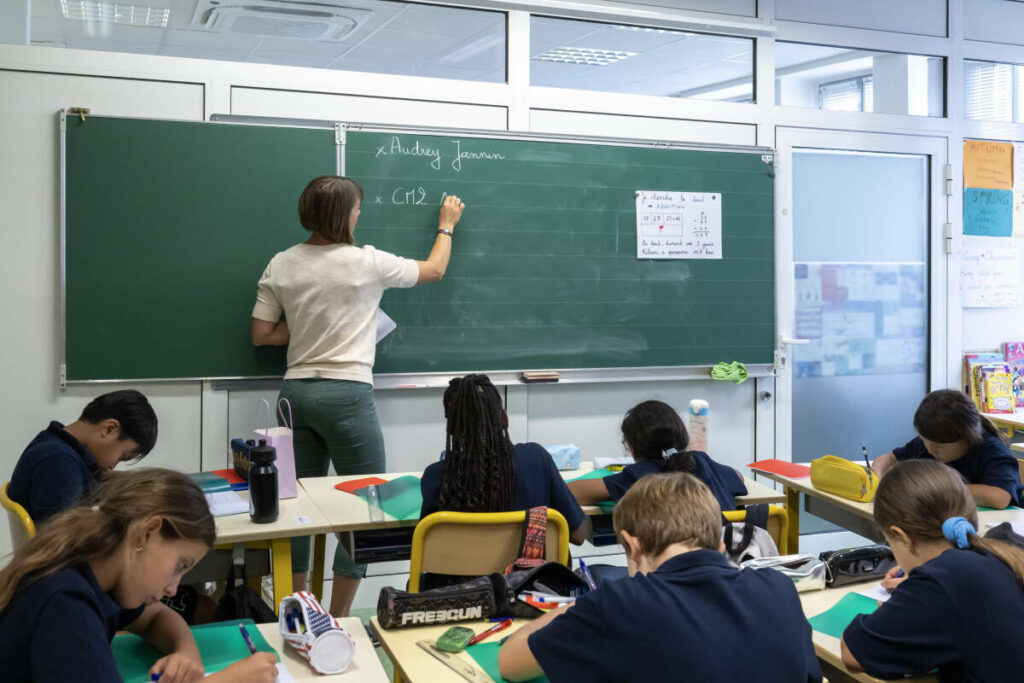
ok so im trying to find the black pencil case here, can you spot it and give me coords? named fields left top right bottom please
left=376, top=575, right=500, bottom=629
left=819, top=544, right=897, bottom=588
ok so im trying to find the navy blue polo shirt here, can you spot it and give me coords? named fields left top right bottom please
left=893, top=434, right=1023, bottom=506
left=844, top=548, right=1024, bottom=682
left=9, top=421, right=100, bottom=522
left=420, top=442, right=585, bottom=532
left=603, top=451, right=748, bottom=510
left=528, top=549, right=822, bottom=683
left=0, top=563, right=145, bottom=682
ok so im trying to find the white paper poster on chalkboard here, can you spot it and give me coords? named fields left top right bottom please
left=960, top=246, right=1021, bottom=308
left=635, top=190, right=722, bottom=259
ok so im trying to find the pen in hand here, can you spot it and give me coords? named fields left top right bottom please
left=238, top=623, right=259, bottom=655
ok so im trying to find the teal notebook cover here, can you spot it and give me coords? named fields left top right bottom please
left=566, top=468, right=616, bottom=513
left=113, top=620, right=277, bottom=682
left=355, top=475, right=423, bottom=520
left=466, top=642, right=548, bottom=683
left=807, top=593, right=880, bottom=639
left=189, top=472, right=232, bottom=494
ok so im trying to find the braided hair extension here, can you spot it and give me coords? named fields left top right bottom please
left=436, top=374, right=517, bottom=512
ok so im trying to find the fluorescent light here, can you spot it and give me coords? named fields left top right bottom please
left=534, top=47, right=637, bottom=66
left=608, top=24, right=693, bottom=37
left=60, top=0, right=170, bottom=28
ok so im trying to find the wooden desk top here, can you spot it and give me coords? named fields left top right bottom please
left=370, top=616, right=526, bottom=683
left=214, top=489, right=334, bottom=544
left=751, top=470, right=876, bottom=521
left=800, top=584, right=937, bottom=683
left=983, top=410, right=1024, bottom=429
left=256, top=618, right=389, bottom=682
left=300, top=463, right=785, bottom=532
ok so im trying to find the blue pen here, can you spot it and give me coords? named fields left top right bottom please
left=238, top=623, right=258, bottom=655
left=150, top=674, right=161, bottom=682
left=578, top=558, right=597, bottom=591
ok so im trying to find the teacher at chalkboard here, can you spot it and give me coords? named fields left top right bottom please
left=250, top=175, right=464, bottom=616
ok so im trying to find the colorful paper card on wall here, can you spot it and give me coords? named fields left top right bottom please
left=964, top=140, right=1013, bottom=190
left=964, top=188, right=1013, bottom=237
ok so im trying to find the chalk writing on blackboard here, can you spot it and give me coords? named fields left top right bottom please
left=372, top=136, right=506, bottom=173
left=635, top=190, right=722, bottom=260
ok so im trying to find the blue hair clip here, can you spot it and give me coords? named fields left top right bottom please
left=941, top=516, right=975, bottom=549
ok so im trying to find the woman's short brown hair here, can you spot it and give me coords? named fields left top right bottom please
left=613, top=472, right=721, bottom=558
left=297, top=175, right=364, bottom=244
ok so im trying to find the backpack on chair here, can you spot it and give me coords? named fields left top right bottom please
left=722, top=503, right=779, bottom=567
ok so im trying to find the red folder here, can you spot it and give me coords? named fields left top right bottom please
left=334, top=477, right=389, bottom=495
left=746, top=459, right=812, bottom=478
left=210, top=468, right=247, bottom=485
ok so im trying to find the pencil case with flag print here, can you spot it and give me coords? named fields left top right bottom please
left=279, top=591, right=355, bottom=674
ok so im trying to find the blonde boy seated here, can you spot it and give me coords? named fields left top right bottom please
left=498, top=472, right=822, bottom=683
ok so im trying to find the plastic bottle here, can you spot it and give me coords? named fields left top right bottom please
left=248, top=439, right=279, bottom=524
left=688, top=399, right=709, bottom=453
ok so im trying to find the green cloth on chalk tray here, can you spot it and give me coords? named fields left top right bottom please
left=355, top=475, right=423, bottom=520
left=113, top=620, right=277, bottom=683
left=466, top=642, right=549, bottom=683
left=807, top=593, right=880, bottom=639
left=711, top=361, right=749, bottom=384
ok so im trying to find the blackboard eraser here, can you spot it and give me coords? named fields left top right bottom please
left=520, top=371, right=559, bottom=383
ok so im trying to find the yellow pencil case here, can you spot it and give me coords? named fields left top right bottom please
left=809, top=455, right=878, bottom=503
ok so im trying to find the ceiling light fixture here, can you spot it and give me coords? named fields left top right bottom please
left=60, top=0, right=170, bottom=28
left=534, top=47, right=637, bottom=66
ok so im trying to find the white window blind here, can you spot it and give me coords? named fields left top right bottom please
left=964, top=59, right=1016, bottom=122
left=819, top=76, right=873, bottom=112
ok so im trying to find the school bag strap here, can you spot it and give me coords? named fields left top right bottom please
left=504, top=506, right=549, bottom=575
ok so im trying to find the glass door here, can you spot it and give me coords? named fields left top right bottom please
left=775, top=129, right=948, bottom=535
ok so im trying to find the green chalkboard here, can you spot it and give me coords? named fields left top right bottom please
left=349, top=130, right=775, bottom=374
left=64, top=118, right=774, bottom=382
left=64, top=116, right=336, bottom=381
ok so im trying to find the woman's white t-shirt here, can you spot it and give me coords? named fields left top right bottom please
left=252, top=243, right=418, bottom=384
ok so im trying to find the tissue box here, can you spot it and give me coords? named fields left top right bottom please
left=545, top=444, right=580, bottom=470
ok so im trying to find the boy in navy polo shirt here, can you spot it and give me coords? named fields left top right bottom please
left=872, top=389, right=1022, bottom=509
left=9, top=390, right=157, bottom=522
left=499, top=473, right=822, bottom=683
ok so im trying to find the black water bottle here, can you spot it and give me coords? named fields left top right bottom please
left=249, top=439, right=279, bottom=524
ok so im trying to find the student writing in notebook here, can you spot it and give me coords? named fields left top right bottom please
left=871, top=389, right=1022, bottom=509
left=420, top=374, right=586, bottom=543
left=567, top=399, right=746, bottom=511
left=0, top=468, right=277, bottom=683
left=9, top=390, right=158, bottom=523
left=498, top=472, right=821, bottom=683
left=841, top=459, right=1024, bottom=682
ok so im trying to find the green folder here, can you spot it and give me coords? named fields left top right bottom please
left=112, top=620, right=278, bottom=682
left=355, top=475, right=424, bottom=520
left=465, top=642, right=549, bottom=683
left=188, top=472, right=233, bottom=494
left=978, top=505, right=1020, bottom=512
left=807, top=593, right=880, bottom=639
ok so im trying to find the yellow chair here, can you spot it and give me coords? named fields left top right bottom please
left=1, top=482, right=36, bottom=550
left=408, top=509, right=570, bottom=593
left=723, top=505, right=790, bottom=555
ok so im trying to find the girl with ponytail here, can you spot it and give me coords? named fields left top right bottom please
left=419, top=374, right=586, bottom=544
left=0, top=468, right=278, bottom=683
left=871, top=389, right=1022, bottom=509
left=841, top=459, right=1024, bottom=682
left=568, top=400, right=746, bottom=511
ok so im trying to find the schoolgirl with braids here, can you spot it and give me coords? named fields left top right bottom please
left=568, top=399, right=746, bottom=511
left=841, top=460, right=1024, bottom=682
left=872, top=389, right=1022, bottom=509
left=420, top=374, right=586, bottom=544
left=0, top=468, right=278, bottom=683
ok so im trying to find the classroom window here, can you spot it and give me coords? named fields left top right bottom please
left=530, top=16, right=754, bottom=102
left=25, top=1, right=507, bottom=83
left=964, top=59, right=1024, bottom=123
left=776, top=42, right=944, bottom=117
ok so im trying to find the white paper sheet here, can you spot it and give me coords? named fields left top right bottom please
left=594, top=456, right=635, bottom=468
left=205, top=491, right=248, bottom=517
left=635, top=190, right=722, bottom=259
left=960, top=246, right=1021, bottom=307
left=376, top=309, right=397, bottom=343
left=856, top=583, right=893, bottom=603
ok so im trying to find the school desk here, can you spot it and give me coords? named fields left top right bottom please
left=983, top=410, right=1024, bottom=436
left=256, top=618, right=389, bottom=682
left=800, top=584, right=938, bottom=683
left=753, top=469, right=1024, bottom=553
left=214, top=489, right=334, bottom=614
left=369, top=616, right=531, bottom=683
left=299, top=464, right=785, bottom=578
